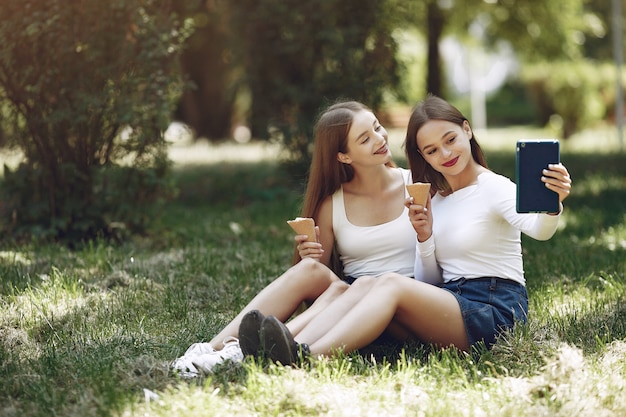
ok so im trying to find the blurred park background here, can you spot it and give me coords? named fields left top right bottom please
left=0, top=0, right=624, bottom=243
left=2, top=2, right=626, bottom=416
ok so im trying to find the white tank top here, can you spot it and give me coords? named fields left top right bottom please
left=332, top=168, right=416, bottom=278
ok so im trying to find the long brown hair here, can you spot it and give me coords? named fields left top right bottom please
left=404, top=95, right=487, bottom=194
left=292, top=101, right=396, bottom=267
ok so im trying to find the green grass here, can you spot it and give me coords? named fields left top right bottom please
left=0, top=131, right=625, bottom=416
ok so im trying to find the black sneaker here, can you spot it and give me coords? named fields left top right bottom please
left=238, top=309, right=265, bottom=357
left=260, top=315, right=310, bottom=365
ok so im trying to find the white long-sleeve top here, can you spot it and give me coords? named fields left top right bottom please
left=416, top=171, right=561, bottom=286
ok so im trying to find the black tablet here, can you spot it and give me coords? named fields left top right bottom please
left=516, top=139, right=560, bottom=213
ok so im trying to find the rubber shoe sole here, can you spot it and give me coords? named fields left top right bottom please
left=238, top=309, right=265, bottom=357
left=260, top=315, right=297, bottom=365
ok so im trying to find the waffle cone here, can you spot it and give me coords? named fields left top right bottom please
left=286, top=217, right=316, bottom=242
left=406, top=182, right=431, bottom=206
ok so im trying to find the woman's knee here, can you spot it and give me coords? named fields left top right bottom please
left=349, top=275, right=376, bottom=290
left=326, top=279, right=350, bottom=296
left=296, top=258, right=337, bottom=282
left=294, top=258, right=324, bottom=275
left=375, top=272, right=415, bottom=292
left=289, top=258, right=340, bottom=294
left=303, top=277, right=349, bottom=307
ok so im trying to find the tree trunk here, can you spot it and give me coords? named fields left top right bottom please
left=174, top=2, right=236, bottom=140
left=426, top=2, right=445, bottom=97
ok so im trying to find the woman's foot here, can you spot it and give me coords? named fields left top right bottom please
left=238, top=309, right=265, bottom=356
left=260, top=315, right=310, bottom=365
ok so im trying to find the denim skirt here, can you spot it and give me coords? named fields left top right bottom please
left=440, top=277, right=528, bottom=348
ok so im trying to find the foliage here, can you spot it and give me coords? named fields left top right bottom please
left=477, top=0, right=593, bottom=62
left=485, top=80, right=537, bottom=126
left=229, top=0, right=402, bottom=173
left=580, top=0, right=614, bottom=60
left=395, top=0, right=597, bottom=97
left=441, top=0, right=601, bottom=63
left=392, top=29, right=428, bottom=106
left=521, top=61, right=624, bottom=137
left=0, top=0, right=192, bottom=242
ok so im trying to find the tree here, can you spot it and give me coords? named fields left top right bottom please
left=229, top=0, right=402, bottom=173
left=478, top=0, right=591, bottom=62
left=580, top=0, right=617, bottom=60
left=0, top=0, right=191, bottom=242
left=173, top=0, right=241, bottom=140
left=406, top=0, right=594, bottom=98
left=478, top=0, right=613, bottom=137
left=426, top=1, right=446, bottom=96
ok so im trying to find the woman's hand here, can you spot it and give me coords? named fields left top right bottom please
left=406, top=194, right=433, bottom=242
left=295, top=226, right=324, bottom=260
left=542, top=163, right=572, bottom=203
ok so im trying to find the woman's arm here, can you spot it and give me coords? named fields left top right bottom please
left=315, top=197, right=334, bottom=267
left=416, top=235, right=443, bottom=284
left=496, top=169, right=569, bottom=241
left=407, top=194, right=442, bottom=284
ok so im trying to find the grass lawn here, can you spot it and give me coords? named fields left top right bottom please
left=0, top=126, right=625, bottom=416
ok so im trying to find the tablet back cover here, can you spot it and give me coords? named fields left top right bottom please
left=516, top=139, right=560, bottom=213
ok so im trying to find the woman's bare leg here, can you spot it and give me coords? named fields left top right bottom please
left=288, top=276, right=379, bottom=343
left=208, top=258, right=341, bottom=349
left=302, top=273, right=470, bottom=355
left=287, top=279, right=351, bottom=336
left=291, top=276, right=416, bottom=343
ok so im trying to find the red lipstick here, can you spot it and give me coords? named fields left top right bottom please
left=442, top=156, right=459, bottom=167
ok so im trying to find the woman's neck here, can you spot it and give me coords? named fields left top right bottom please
left=444, top=162, right=487, bottom=193
left=345, top=164, right=395, bottom=195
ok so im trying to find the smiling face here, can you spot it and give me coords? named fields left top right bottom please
left=404, top=95, right=488, bottom=193
left=416, top=119, right=473, bottom=177
left=337, top=110, right=391, bottom=167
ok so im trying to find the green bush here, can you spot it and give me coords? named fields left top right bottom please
left=521, top=61, right=621, bottom=138
left=485, top=81, right=537, bottom=126
left=1, top=159, right=175, bottom=241
left=0, top=0, right=191, bottom=242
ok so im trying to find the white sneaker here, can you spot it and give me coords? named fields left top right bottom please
left=171, top=342, right=217, bottom=378
left=192, top=336, right=243, bottom=374
left=171, top=354, right=201, bottom=378
left=183, top=342, right=216, bottom=356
